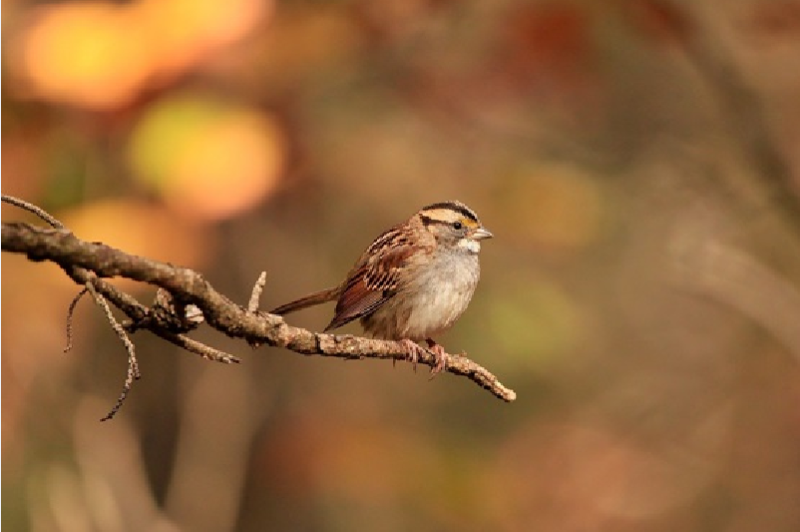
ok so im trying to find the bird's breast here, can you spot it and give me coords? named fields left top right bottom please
left=362, top=252, right=480, bottom=340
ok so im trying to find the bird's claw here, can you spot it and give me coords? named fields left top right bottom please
left=398, top=339, right=450, bottom=377
left=400, top=339, right=423, bottom=373
left=425, top=339, right=449, bottom=378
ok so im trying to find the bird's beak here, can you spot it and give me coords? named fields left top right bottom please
left=472, top=227, right=493, bottom=240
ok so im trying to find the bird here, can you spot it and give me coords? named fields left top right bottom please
left=271, top=200, right=492, bottom=374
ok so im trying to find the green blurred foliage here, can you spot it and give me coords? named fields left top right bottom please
left=4, top=0, right=800, bottom=531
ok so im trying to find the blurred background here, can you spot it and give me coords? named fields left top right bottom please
left=3, top=0, right=800, bottom=530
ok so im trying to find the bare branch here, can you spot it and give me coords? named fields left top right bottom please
left=2, top=194, right=65, bottom=229
left=2, top=219, right=517, bottom=402
left=85, top=280, right=141, bottom=420
left=64, top=287, right=89, bottom=353
left=247, top=272, right=268, bottom=349
left=155, top=330, right=241, bottom=364
left=248, top=272, right=268, bottom=313
left=66, top=262, right=240, bottom=364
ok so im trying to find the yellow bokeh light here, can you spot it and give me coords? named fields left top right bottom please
left=12, top=0, right=269, bottom=109
left=19, top=3, right=151, bottom=109
left=129, top=94, right=285, bottom=221
left=135, top=0, right=270, bottom=76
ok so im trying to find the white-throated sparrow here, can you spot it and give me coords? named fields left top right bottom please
left=271, top=200, right=492, bottom=373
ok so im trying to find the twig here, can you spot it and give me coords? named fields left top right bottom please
left=66, top=265, right=240, bottom=365
left=1, top=194, right=65, bottom=229
left=247, top=272, right=268, bottom=349
left=85, top=280, right=141, bottom=421
left=155, top=330, right=241, bottom=364
left=64, top=287, right=89, bottom=353
left=248, top=272, right=268, bottom=313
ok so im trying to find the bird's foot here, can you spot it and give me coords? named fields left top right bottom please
left=400, top=339, right=425, bottom=373
left=397, top=339, right=450, bottom=376
left=425, top=338, right=450, bottom=378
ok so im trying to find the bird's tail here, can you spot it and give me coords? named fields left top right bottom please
left=270, top=287, right=340, bottom=316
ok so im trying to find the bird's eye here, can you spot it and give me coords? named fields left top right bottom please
left=453, top=221, right=463, bottom=230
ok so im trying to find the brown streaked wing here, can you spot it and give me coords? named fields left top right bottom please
left=324, top=227, right=419, bottom=331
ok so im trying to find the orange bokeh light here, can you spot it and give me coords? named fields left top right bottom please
left=12, top=0, right=270, bottom=109
left=129, top=95, right=286, bottom=221
left=19, top=3, right=150, bottom=109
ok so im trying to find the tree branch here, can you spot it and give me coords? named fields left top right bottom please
left=2, top=219, right=517, bottom=403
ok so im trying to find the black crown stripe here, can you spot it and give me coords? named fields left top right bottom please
left=421, top=201, right=478, bottom=222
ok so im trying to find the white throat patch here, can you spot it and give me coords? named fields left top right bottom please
left=458, top=238, right=481, bottom=254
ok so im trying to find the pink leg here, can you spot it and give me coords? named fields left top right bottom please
left=400, top=339, right=425, bottom=372
left=425, top=338, right=450, bottom=377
